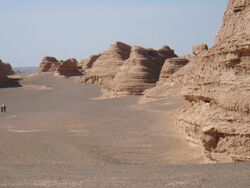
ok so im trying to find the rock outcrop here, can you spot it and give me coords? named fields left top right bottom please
left=178, top=0, right=250, bottom=162
left=0, top=60, right=15, bottom=85
left=80, top=54, right=101, bottom=71
left=82, top=42, right=131, bottom=84
left=192, top=44, right=208, bottom=56
left=38, top=57, right=59, bottom=73
left=38, top=57, right=81, bottom=76
left=103, top=45, right=177, bottom=96
left=140, top=56, right=190, bottom=102
left=56, top=58, right=81, bottom=76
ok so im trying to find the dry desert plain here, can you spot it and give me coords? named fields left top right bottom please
left=0, top=73, right=249, bottom=187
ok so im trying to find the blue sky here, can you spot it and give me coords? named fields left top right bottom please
left=0, top=0, right=228, bottom=67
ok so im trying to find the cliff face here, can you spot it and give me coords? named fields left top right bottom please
left=178, top=0, right=250, bottom=162
left=82, top=42, right=131, bottom=84
left=38, top=57, right=81, bottom=77
left=0, top=60, right=15, bottom=85
left=215, top=0, right=250, bottom=49
left=102, top=45, right=177, bottom=97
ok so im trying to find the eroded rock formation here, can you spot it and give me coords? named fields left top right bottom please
left=192, top=44, right=208, bottom=56
left=82, top=42, right=131, bottom=84
left=38, top=57, right=81, bottom=76
left=140, top=57, right=190, bottom=102
left=0, top=60, right=15, bottom=85
left=178, top=0, right=250, bottom=162
left=80, top=54, right=101, bottom=71
left=103, top=45, right=177, bottom=96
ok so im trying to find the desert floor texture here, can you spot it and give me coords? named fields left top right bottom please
left=0, top=74, right=249, bottom=187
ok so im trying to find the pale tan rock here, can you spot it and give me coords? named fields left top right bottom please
left=80, top=54, right=101, bottom=70
left=192, top=44, right=208, bottom=56
left=82, top=42, right=131, bottom=84
left=55, top=58, right=81, bottom=76
left=38, top=57, right=81, bottom=77
left=140, top=57, right=190, bottom=102
left=178, top=0, right=250, bottom=162
left=103, top=45, right=177, bottom=97
left=38, top=56, right=59, bottom=73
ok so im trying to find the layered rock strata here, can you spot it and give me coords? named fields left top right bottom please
left=103, top=45, right=177, bottom=96
left=178, top=0, right=250, bottom=162
left=38, top=57, right=81, bottom=76
left=140, top=57, right=190, bottom=102
left=80, top=54, right=101, bottom=71
left=82, top=42, right=131, bottom=84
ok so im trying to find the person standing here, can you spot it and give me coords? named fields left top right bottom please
left=0, top=105, right=3, bottom=112
left=3, top=105, right=6, bottom=113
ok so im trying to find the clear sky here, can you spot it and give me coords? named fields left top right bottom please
left=0, top=0, right=228, bottom=67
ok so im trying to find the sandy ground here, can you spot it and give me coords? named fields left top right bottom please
left=0, top=74, right=249, bottom=187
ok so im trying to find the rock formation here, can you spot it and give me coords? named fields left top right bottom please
left=192, top=44, right=208, bottom=56
left=55, top=58, right=82, bottom=76
left=82, top=42, right=131, bottom=84
left=178, top=0, right=250, bottom=162
left=38, top=57, right=59, bottom=73
left=38, top=57, right=81, bottom=76
left=102, top=45, right=177, bottom=96
left=80, top=54, right=101, bottom=71
left=140, top=56, right=191, bottom=102
left=0, top=60, right=15, bottom=85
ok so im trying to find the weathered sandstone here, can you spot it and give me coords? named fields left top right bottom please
left=38, top=57, right=81, bottom=76
left=140, top=57, right=190, bottom=102
left=178, top=0, right=250, bottom=162
left=192, top=44, right=208, bottom=56
left=82, top=42, right=131, bottom=84
left=103, top=45, right=177, bottom=96
left=80, top=54, right=101, bottom=71
left=55, top=58, right=81, bottom=76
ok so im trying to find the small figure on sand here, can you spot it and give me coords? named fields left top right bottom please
left=1, top=104, right=6, bottom=113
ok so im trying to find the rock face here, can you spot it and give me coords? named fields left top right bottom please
left=140, top=57, right=190, bottom=102
left=103, top=45, right=177, bottom=96
left=192, top=44, right=208, bottom=56
left=178, top=0, right=250, bottom=162
left=82, top=42, right=131, bottom=84
left=80, top=54, right=101, bottom=71
left=38, top=57, right=59, bottom=73
left=215, top=0, right=250, bottom=49
left=38, top=57, right=81, bottom=76
left=56, top=58, right=81, bottom=76
left=0, top=60, right=15, bottom=85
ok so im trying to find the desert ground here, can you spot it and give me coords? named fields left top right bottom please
left=0, top=74, right=249, bottom=187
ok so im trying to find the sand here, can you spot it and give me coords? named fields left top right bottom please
left=0, top=74, right=249, bottom=187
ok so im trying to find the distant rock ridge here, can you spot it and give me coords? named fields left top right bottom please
left=38, top=57, right=82, bottom=76
left=0, top=60, right=15, bottom=85
left=101, top=45, right=177, bottom=97
left=80, top=41, right=177, bottom=97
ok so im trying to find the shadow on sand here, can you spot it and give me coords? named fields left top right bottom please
left=0, top=78, right=22, bottom=88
